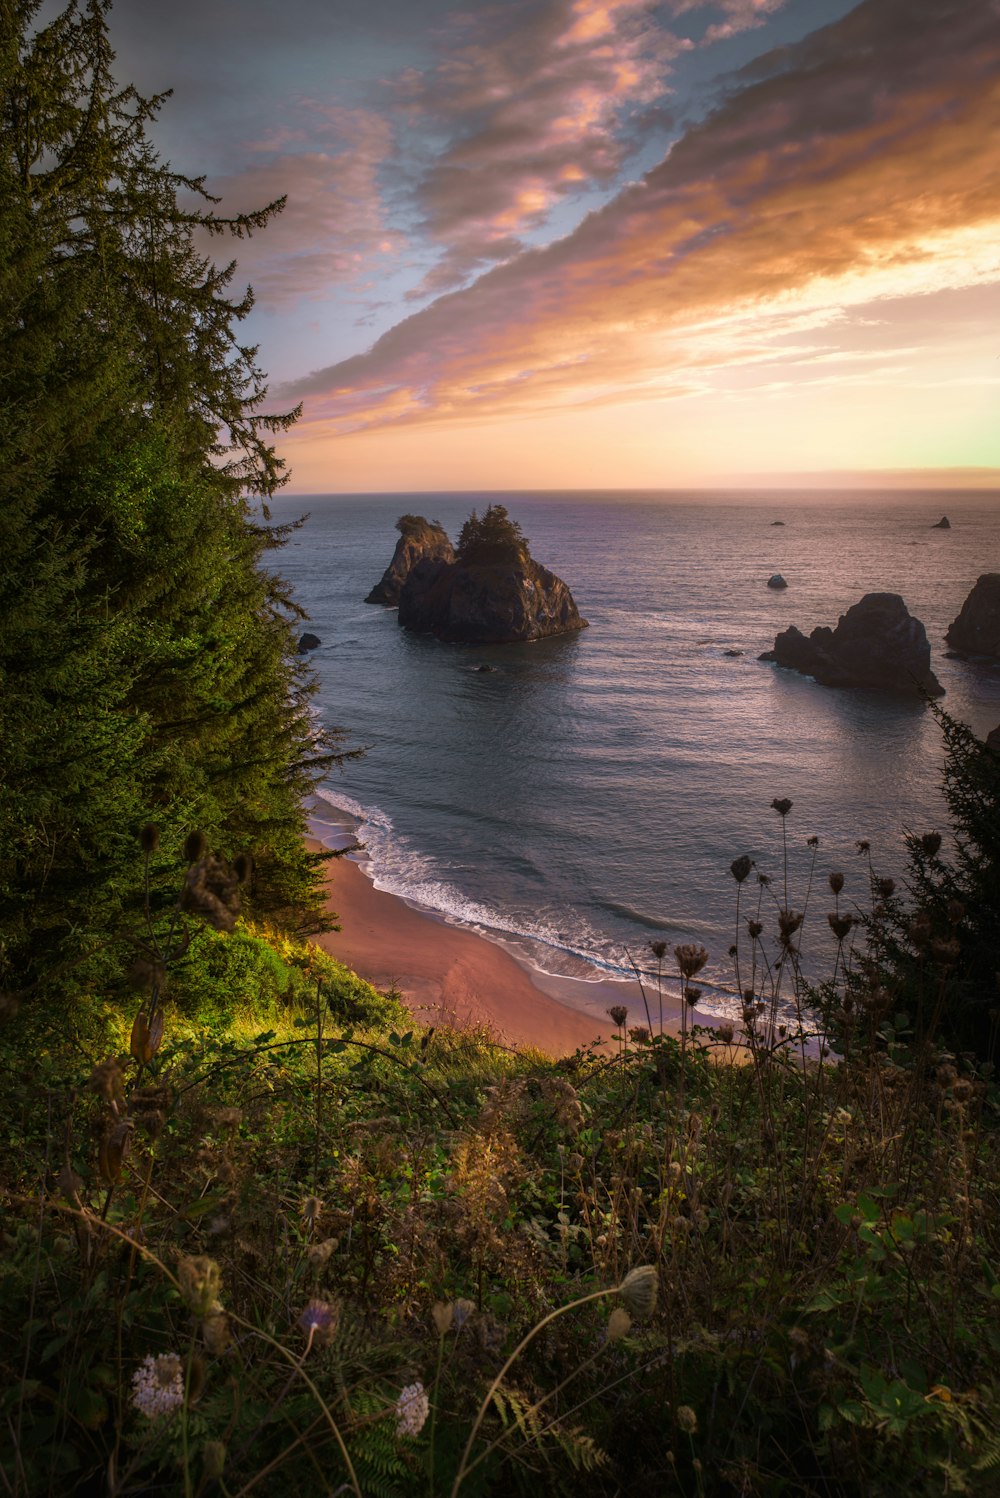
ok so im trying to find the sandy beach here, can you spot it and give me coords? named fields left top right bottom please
left=308, top=835, right=688, bottom=1056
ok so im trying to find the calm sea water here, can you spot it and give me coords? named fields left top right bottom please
left=266, top=491, right=1000, bottom=1018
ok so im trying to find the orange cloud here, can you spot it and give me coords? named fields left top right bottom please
left=286, top=0, right=1000, bottom=438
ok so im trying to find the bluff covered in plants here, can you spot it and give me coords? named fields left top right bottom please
left=396, top=504, right=588, bottom=644
left=0, top=0, right=351, bottom=1005
left=365, top=515, right=455, bottom=605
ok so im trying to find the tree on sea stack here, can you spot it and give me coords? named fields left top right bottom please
left=0, top=0, right=345, bottom=999
left=456, top=504, right=529, bottom=566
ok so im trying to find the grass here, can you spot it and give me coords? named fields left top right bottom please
left=2, top=832, right=1000, bottom=1496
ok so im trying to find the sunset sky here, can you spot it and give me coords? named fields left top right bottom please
left=110, top=0, right=1000, bottom=492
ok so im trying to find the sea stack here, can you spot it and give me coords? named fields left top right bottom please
left=932, top=516, right=951, bottom=529
left=767, top=574, right=788, bottom=590
left=945, top=575, right=1000, bottom=659
left=396, top=504, right=587, bottom=645
left=366, top=515, right=454, bottom=606
left=759, top=592, right=943, bottom=696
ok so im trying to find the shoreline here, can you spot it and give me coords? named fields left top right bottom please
left=306, top=813, right=697, bottom=1056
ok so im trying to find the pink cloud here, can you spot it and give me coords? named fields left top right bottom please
left=209, top=107, right=397, bottom=306
left=398, top=0, right=690, bottom=291
left=285, top=0, right=1000, bottom=432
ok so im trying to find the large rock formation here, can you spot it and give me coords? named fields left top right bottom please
left=759, top=592, right=943, bottom=696
left=945, top=575, right=1000, bottom=659
left=366, top=515, right=454, bottom=605
left=932, top=516, right=951, bottom=529
left=396, top=504, right=587, bottom=644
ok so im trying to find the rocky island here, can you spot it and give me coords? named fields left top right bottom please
left=945, top=574, right=1000, bottom=660
left=368, top=505, right=587, bottom=644
left=365, top=514, right=454, bottom=605
left=759, top=592, right=943, bottom=696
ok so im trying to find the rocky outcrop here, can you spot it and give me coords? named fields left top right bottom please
left=297, top=632, right=321, bottom=653
left=767, top=574, right=788, bottom=590
left=398, top=555, right=587, bottom=644
left=945, top=575, right=1000, bottom=659
left=759, top=592, right=943, bottom=696
left=366, top=516, right=454, bottom=606
left=932, top=516, right=951, bottom=529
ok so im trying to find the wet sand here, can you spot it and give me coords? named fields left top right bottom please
left=308, top=838, right=687, bottom=1057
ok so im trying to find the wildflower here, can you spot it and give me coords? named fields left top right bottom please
left=608, top=1005, right=629, bottom=1029
left=674, top=944, right=708, bottom=980
left=395, top=1381, right=430, bottom=1438
left=298, top=1298, right=338, bottom=1348
left=771, top=799, right=793, bottom=818
left=730, top=855, right=752, bottom=884
left=828, top=871, right=844, bottom=895
left=676, top=1405, right=698, bottom=1434
left=131, top=1353, right=184, bottom=1419
left=618, top=1265, right=658, bottom=1318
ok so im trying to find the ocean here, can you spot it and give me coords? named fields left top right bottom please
left=266, top=491, right=1000, bottom=1020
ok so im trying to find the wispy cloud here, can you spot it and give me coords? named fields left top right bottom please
left=399, top=0, right=689, bottom=293
left=209, top=106, right=398, bottom=306
left=285, top=0, right=1000, bottom=432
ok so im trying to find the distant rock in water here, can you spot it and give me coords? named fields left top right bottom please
left=723, top=649, right=744, bottom=657
left=767, top=574, right=788, bottom=590
left=945, top=574, right=1000, bottom=659
left=397, top=504, right=587, bottom=645
left=932, top=516, right=951, bottom=529
left=771, top=520, right=786, bottom=526
left=297, top=632, right=321, bottom=653
left=759, top=592, right=943, bottom=696
left=366, top=515, right=454, bottom=606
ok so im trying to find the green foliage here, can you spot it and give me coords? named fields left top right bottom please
left=455, top=505, right=529, bottom=566
left=0, top=1, right=353, bottom=998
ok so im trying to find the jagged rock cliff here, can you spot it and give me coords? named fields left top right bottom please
left=945, top=575, right=1000, bottom=659
left=365, top=516, right=454, bottom=606
left=379, top=503, right=586, bottom=644
left=759, top=592, right=943, bottom=696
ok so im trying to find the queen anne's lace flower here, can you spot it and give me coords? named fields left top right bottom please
left=395, top=1380, right=429, bottom=1438
left=131, top=1353, right=184, bottom=1418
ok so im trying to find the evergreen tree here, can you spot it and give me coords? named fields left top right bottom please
left=0, top=0, right=349, bottom=1000
left=455, top=504, right=528, bottom=565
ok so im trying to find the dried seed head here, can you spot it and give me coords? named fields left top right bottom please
left=178, top=1256, right=222, bottom=1318
left=181, top=854, right=241, bottom=932
left=183, top=830, right=207, bottom=863
left=685, top=987, right=701, bottom=1007
left=607, top=1307, right=631, bottom=1341
left=649, top=940, right=668, bottom=960
left=920, top=832, right=942, bottom=857
left=0, top=990, right=20, bottom=1022
left=629, top=1026, right=650, bottom=1043
left=674, top=944, right=708, bottom=979
left=676, top=1405, right=698, bottom=1434
left=99, top=1121, right=132, bottom=1184
left=232, top=852, right=253, bottom=884
left=778, top=909, right=803, bottom=938
left=89, top=1056, right=126, bottom=1108
left=932, top=938, right=961, bottom=967
left=432, top=1302, right=454, bottom=1336
left=747, top=921, right=763, bottom=941
left=771, top=798, right=793, bottom=818
left=828, top=871, right=845, bottom=895
left=608, top=1005, right=629, bottom=1029
left=130, top=1008, right=165, bottom=1064
left=306, top=1238, right=336, bottom=1270
left=202, top=1311, right=231, bottom=1356
left=139, top=823, right=160, bottom=853
left=947, top=899, right=966, bottom=926
left=856, top=840, right=870, bottom=854
left=618, top=1265, right=658, bottom=1318
left=730, top=855, right=752, bottom=884
left=202, top=1442, right=227, bottom=1480
left=716, top=1021, right=735, bottom=1045
left=828, top=913, right=853, bottom=942
left=807, top=835, right=819, bottom=848
left=877, top=877, right=895, bottom=899
left=126, top=956, right=167, bottom=993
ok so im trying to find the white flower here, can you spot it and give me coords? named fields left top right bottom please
left=131, top=1353, right=184, bottom=1419
left=395, top=1380, right=429, bottom=1438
